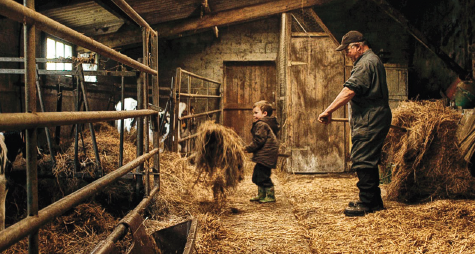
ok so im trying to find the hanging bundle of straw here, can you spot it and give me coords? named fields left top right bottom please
left=382, top=100, right=475, bottom=203
left=194, top=121, right=247, bottom=199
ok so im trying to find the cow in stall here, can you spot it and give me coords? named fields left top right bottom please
left=0, top=133, right=8, bottom=230
left=115, top=98, right=171, bottom=151
left=0, top=130, right=30, bottom=231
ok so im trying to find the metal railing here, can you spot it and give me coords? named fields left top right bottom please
left=171, top=68, right=223, bottom=153
left=0, top=0, right=160, bottom=252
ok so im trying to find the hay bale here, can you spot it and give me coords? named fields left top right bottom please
left=382, top=100, right=475, bottom=203
left=194, top=121, right=247, bottom=199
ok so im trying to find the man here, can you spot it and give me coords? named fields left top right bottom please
left=318, top=31, right=392, bottom=217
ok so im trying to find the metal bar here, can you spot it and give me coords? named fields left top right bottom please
left=178, top=132, right=199, bottom=142
left=151, top=35, right=160, bottom=188
left=0, top=110, right=156, bottom=132
left=0, top=0, right=157, bottom=76
left=186, top=75, right=191, bottom=153
left=35, top=64, right=56, bottom=165
left=78, top=64, right=102, bottom=176
left=178, top=93, right=221, bottom=98
left=172, top=68, right=180, bottom=152
left=91, top=185, right=160, bottom=254
left=74, top=83, right=80, bottom=174
left=178, top=109, right=221, bottom=120
left=143, top=29, right=150, bottom=196
left=179, top=68, right=220, bottom=84
left=119, top=66, right=125, bottom=167
left=135, top=32, right=145, bottom=200
left=0, top=69, right=137, bottom=77
left=111, top=0, right=157, bottom=37
left=24, top=0, right=38, bottom=252
left=54, top=82, right=62, bottom=145
left=0, top=149, right=159, bottom=252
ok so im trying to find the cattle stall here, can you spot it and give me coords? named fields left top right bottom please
left=0, top=1, right=164, bottom=252
left=169, top=68, right=223, bottom=155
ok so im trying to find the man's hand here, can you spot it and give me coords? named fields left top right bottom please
left=318, top=111, right=332, bottom=124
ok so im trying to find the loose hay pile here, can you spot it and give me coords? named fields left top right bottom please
left=53, top=122, right=137, bottom=177
left=194, top=121, right=247, bottom=199
left=382, top=100, right=475, bottom=203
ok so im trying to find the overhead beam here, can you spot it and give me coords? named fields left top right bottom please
left=370, top=0, right=471, bottom=80
left=93, top=0, right=335, bottom=48
left=93, top=0, right=135, bottom=26
left=110, top=0, right=157, bottom=36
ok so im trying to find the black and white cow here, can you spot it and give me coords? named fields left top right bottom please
left=0, top=131, right=25, bottom=231
left=0, top=133, right=8, bottom=230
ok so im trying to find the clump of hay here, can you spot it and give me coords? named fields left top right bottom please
left=194, top=121, right=247, bottom=199
left=382, top=100, right=475, bottom=203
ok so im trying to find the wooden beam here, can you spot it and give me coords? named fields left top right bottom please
left=157, top=0, right=334, bottom=37
left=308, top=9, right=339, bottom=46
left=93, top=0, right=134, bottom=26
left=370, top=0, right=471, bottom=80
left=93, top=0, right=335, bottom=48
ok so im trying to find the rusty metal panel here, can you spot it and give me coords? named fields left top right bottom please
left=287, top=36, right=346, bottom=173
left=223, top=61, right=277, bottom=145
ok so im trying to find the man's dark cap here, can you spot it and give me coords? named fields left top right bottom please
left=336, top=31, right=365, bottom=51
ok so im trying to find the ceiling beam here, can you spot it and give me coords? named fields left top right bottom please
left=93, top=0, right=335, bottom=48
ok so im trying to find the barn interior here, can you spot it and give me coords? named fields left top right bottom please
left=1, top=0, right=475, bottom=253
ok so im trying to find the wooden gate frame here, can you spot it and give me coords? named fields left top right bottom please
left=170, top=68, right=223, bottom=153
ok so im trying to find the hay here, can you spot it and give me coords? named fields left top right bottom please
left=53, top=122, right=137, bottom=177
left=382, top=100, right=475, bottom=203
left=194, top=121, right=247, bottom=199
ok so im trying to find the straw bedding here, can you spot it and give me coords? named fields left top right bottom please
left=382, top=100, right=475, bottom=203
left=5, top=112, right=475, bottom=253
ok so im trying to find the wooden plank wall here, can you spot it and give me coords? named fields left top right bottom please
left=223, top=61, right=277, bottom=144
left=287, top=35, right=346, bottom=173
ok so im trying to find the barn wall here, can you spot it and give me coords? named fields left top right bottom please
left=0, top=18, right=117, bottom=144
left=158, top=16, right=281, bottom=109
left=0, top=19, right=23, bottom=113
left=407, top=0, right=474, bottom=98
left=315, top=0, right=474, bottom=100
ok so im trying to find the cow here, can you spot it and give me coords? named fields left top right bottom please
left=0, top=133, right=8, bottom=230
left=115, top=98, right=171, bottom=152
left=115, top=98, right=138, bottom=133
left=0, top=131, right=27, bottom=231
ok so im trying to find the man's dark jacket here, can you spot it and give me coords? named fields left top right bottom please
left=246, top=116, right=280, bottom=169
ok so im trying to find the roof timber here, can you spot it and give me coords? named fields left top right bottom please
left=93, top=0, right=336, bottom=48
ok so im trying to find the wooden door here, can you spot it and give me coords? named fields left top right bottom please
left=223, top=61, right=277, bottom=145
left=288, top=35, right=347, bottom=173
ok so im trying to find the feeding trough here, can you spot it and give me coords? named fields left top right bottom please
left=152, top=219, right=198, bottom=254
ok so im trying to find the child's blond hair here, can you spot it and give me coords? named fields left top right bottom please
left=253, top=100, right=273, bottom=116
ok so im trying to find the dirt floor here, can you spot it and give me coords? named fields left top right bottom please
left=192, top=168, right=475, bottom=253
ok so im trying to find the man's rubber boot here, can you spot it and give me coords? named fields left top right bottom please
left=259, top=187, right=276, bottom=203
left=344, top=202, right=384, bottom=217
left=250, top=186, right=265, bottom=202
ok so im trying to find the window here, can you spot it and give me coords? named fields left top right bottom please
left=78, top=52, right=98, bottom=83
left=46, top=37, right=72, bottom=71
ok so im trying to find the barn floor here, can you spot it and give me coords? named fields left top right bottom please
left=195, top=169, right=475, bottom=253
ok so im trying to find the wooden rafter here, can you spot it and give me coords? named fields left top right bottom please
left=93, top=0, right=335, bottom=48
